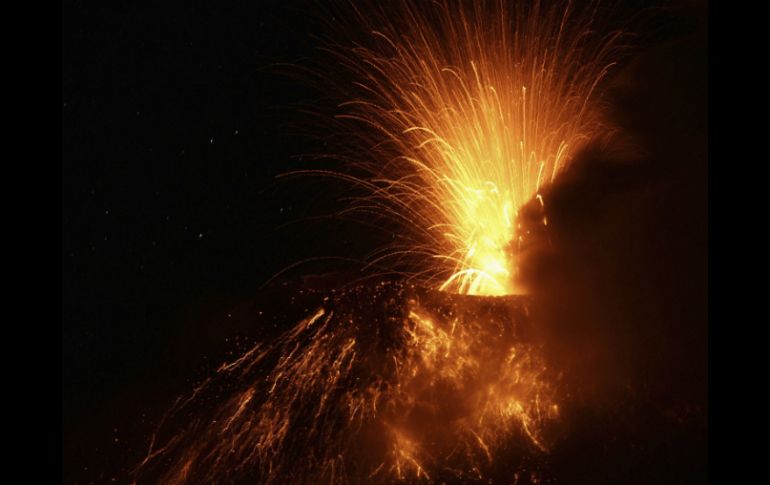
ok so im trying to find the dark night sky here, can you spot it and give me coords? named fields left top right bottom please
left=62, top=0, right=340, bottom=448
left=62, top=1, right=708, bottom=483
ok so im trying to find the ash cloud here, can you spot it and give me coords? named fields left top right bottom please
left=516, top=7, right=707, bottom=482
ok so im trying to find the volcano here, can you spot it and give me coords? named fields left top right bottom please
left=132, top=280, right=561, bottom=484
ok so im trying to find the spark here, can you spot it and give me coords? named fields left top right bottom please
left=314, top=0, right=620, bottom=295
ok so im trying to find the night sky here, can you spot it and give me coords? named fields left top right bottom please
left=63, top=1, right=708, bottom=483
left=62, top=1, right=350, bottom=477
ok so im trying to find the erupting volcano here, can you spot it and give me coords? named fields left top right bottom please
left=132, top=1, right=629, bottom=483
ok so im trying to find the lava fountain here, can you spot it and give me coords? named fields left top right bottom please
left=299, top=0, right=622, bottom=296
left=132, top=1, right=623, bottom=483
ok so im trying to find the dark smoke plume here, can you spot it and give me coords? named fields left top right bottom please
left=517, top=6, right=707, bottom=483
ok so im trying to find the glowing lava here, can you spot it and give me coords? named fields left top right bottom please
left=318, top=0, right=620, bottom=295
left=133, top=283, right=560, bottom=484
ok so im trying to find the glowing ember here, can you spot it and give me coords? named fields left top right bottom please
left=312, top=0, right=620, bottom=296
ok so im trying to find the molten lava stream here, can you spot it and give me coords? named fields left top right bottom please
left=133, top=282, right=562, bottom=484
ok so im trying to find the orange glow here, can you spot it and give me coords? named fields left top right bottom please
left=134, top=284, right=562, bottom=483
left=324, top=0, right=620, bottom=295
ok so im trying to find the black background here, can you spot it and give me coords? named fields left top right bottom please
left=62, top=1, right=347, bottom=479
